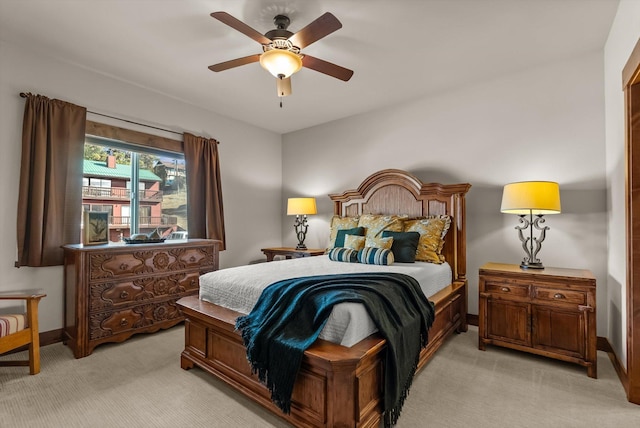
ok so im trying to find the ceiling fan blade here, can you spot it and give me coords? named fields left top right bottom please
left=208, top=54, right=261, bottom=72
left=211, top=12, right=272, bottom=45
left=302, top=55, right=353, bottom=81
left=288, top=12, right=342, bottom=49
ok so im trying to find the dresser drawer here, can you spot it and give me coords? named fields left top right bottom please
left=90, top=307, right=143, bottom=340
left=89, top=252, right=144, bottom=280
left=90, top=300, right=183, bottom=340
left=173, top=246, right=215, bottom=271
left=484, top=281, right=529, bottom=298
left=90, top=272, right=200, bottom=312
left=89, top=247, right=213, bottom=281
left=533, top=287, right=586, bottom=305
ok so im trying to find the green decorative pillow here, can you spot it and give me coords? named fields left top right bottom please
left=327, top=216, right=360, bottom=249
left=382, top=231, right=420, bottom=263
left=344, top=234, right=366, bottom=251
left=357, top=214, right=406, bottom=241
left=403, top=216, right=450, bottom=263
left=365, top=236, right=394, bottom=250
left=328, top=247, right=358, bottom=263
left=334, top=227, right=365, bottom=248
left=357, top=247, right=394, bottom=265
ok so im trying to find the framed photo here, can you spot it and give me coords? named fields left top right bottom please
left=83, top=211, right=109, bottom=245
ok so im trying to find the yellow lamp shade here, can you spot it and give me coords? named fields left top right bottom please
left=260, top=49, right=302, bottom=78
left=287, top=197, right=317, bottom=216
left=501, top=181, right=561, bottom=215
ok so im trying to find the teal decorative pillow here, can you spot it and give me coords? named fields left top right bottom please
left=334, top=227, right=365, bottom=248
left=328, top=247, right=358, bottom=263
left=382, top=231, right=420, bottom=263
left=357, top=247, right=394, bottom=265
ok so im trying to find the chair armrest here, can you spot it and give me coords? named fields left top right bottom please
left=0, top=289, right=46, bottom=301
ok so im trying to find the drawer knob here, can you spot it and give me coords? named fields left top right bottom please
left=120, top=291, right=129, bottom=299
left=120, top=318, right=128, bottom=327
left=501, top=287, right=510, bottom=292
left=554, top=293, right=565, bottom=299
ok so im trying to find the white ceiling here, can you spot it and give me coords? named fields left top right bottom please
left=0, top=0, right=619, bottom=134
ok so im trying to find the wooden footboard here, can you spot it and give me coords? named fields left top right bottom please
left=177, top=279, right=466, bottom=428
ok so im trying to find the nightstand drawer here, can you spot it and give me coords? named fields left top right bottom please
left=485, top=282, right=529, bottom=298
left=533, top=287, right=586, bottom=305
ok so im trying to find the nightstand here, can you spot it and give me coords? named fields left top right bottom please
left=478, top=262, right=597, bottom=378
left=261, top=247, right=325, bottom=262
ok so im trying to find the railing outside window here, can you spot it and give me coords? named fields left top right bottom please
left=110, top=216, right=178, bottom=227
left=82, top=186, right=162, bottom=201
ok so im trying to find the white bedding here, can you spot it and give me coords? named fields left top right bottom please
left=199, top=255, right=452, bottom=347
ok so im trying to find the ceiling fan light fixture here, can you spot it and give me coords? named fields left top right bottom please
left=260, top=49, right=302, bottom=78
left=276, top=76, right=292, bottom=97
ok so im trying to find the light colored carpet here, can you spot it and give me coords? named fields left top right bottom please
left=1, top=326, right=638, bottom=427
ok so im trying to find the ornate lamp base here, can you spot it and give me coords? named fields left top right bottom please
left=293, top=215, right=309, bottom=250
left=515, top=213, right=549, bottom=270
left=520, top=260, right=544, bottom=269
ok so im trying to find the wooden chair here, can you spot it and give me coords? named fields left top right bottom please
left=0, top=290, right=46, bottom=374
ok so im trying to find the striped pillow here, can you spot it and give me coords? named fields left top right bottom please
left=0, top=313, right=27, bottom=337
left=328, top=247, right=359, bottom=263
left=357, top=247, right=395, bottom=265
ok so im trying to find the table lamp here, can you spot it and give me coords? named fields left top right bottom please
left=287, top=197, right=317, bottom=250
left=501, top=181, right=561, bottom=269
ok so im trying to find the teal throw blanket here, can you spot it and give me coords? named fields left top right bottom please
left=235, top=272, right=435, bottom=427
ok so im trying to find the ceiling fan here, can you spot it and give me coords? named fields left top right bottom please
left=208, top=11, right=354, bottom=106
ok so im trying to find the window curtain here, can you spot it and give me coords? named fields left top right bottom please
left=16, top=94, right=86, bottom=267
left=183, top=133, right=226, bottom=250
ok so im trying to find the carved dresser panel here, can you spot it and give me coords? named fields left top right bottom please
left=63, top=239, right=220, bottom=358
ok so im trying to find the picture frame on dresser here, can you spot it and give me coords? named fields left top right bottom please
left=83, top=211, right=109, bottom=245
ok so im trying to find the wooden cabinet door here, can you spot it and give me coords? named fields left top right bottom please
left=532, top=305, right=585, bottom=359
left=485, top=299, right=531, bottom=347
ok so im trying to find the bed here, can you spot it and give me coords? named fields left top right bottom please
left=177, top=169, right=471, bottom=427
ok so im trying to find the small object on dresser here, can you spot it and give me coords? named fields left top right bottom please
left=83, top=211, right=109, bottom=245
left=124, top=228, right=166, bottom=244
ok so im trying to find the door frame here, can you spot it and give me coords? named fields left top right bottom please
left=624, top=37, right=640, bottom=404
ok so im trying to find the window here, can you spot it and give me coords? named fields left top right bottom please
left=83, top=137, right=187, bottom=242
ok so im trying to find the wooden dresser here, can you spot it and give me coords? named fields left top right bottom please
left=63, top=239, right=220, bottom=358
left=478, top=262, right=597, bottom=378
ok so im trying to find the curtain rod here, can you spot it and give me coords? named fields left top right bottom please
left=19, top=92, right=217, bottom=141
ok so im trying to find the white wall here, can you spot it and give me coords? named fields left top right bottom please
left=604, top=0, right=640, bottom=368
left=0, top=41, right=283, bottom=333
left=282, top=51, right=608, bottom=335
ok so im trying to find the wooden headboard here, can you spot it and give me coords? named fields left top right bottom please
left=328, top=169, right=471, bottom=283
